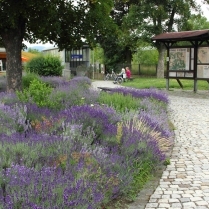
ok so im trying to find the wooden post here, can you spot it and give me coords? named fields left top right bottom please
left=193, top=41, right=198, bottom=92
left=176, top=79, right=183, bottom=89
left=166, top=78, right=169, bottom=90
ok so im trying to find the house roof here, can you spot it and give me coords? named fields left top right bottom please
left=0, top=49, right=37, bottom=61
left=151, top=30, right=209, bottom=42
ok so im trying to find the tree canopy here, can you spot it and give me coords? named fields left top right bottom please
left=96, top=0, right=203, bottom=76
left=123, top=0, right=201, bottom=77
left=0, top=0, right=113, bottom=91
left=180, top=14, right=209, bottom=31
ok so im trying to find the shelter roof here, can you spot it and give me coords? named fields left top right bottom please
left=152, top=30, right=209, bottom=42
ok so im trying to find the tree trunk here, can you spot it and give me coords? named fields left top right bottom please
left=2, top=29, right=23, bottom=93
left=124, top=47, right=132, bottom=65
left=156, top=43, right=166, bottom=78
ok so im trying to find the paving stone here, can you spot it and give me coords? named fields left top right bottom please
left=196, top=200, right=209, bottom=206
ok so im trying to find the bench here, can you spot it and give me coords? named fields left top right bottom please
left=97, top=87, right=114, bottom=92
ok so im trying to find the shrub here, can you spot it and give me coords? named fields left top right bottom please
left=0, top=103, right=28, bottom=135
left=22, top=72, right=41, bottom=89
left=25, top=56, right=45, bottom=74
left=59, top=104, right=121, bottom=144
left=47, top=76, right=99, bottom=110
left=16, top=79, right=53, bottom=107
left=110, top=87, right=169, bottom=103
left=40, top=76, right=70, bottom=88
left=25, top=55, right=63, bottom=76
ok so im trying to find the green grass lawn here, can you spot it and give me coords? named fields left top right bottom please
left=1, top=72, right=209, bottom=91
left=122, top=77, right=209, bottom=90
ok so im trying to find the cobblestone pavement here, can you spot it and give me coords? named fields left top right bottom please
left=143, top=90, right=209, bottom=209
left=92, top=81, right=209, bottom=209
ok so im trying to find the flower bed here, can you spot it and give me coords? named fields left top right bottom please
left=0, top=75, right=173, bottom=208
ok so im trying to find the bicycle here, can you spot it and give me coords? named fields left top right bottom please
left=113, top=75, right=123, bottom=84
left=104, top=69, right=117, bottom=81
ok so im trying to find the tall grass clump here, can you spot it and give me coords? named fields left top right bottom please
left=98, top=91, right=141, bottom=113
left=0, top=75, right=174, bottom=208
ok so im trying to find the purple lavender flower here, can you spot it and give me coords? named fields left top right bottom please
left=110, top=87, right=169, bottom=103
left=60, top=104, right=121, bottom=144
left=0, top=75, right=173, bottom=208
left=40, top=76, right=70, bottom=88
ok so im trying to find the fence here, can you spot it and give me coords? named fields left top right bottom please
left=112, top=64, right=158, bottom=77
left=73, top=64, right=166, bottom=80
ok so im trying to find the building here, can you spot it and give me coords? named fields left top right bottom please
left=0, top=48, right=30, bottom=71
left=42, top=45, right=91, bottom=76
left=0, top=48, right=7, bottom=71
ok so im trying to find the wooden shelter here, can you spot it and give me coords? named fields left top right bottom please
left=152, top=30, right=209, bottom=92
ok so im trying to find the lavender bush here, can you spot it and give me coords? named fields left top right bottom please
left=59, top=104, right=121, bottom=145
left=47, top=76, right=99, bottom=110
left=110, top=87, right=169, bottom=103
left=0, top=76, right=173, bottom=208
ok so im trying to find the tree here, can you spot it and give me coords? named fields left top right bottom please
left=0, top=0, right=113, bottom=92
left=132, top=47, right=158, bottom=65
left=179, top=14, right=209, bottom=31
left=125, top=0, right=201, bottom=78
left=91, top=44, right=105, bottom=65
left=28, top=48, right=42, bottom=54
left=96, top=0, right=139, bottom=72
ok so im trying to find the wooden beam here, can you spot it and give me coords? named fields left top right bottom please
left=176, top=79, right=183, bottom=89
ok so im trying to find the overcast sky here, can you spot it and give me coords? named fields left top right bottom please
left=24, top=0, right=209, bottom=51
left=196, top=0, right=209, bottom=20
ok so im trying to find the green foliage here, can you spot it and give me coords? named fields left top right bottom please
left=28, top=48, right=42, bottom=54
left=126, top=159, right=154, bottom=201
left=100, top=0, right=200, bottom=77
left=25, top=56, right=45, bottom=74
left=179, top=14, right=209, bottom=31
left=163, top=158, right=171, bottom=166
left=16, top=79, right=53, bottom=107
left=0, top=0, right=114, bottom=51
left=0, top=0, right=114, bottom=91
left=0, top=76, right=173, bottom=207
left=25, top=55, right=63, bottom=76
left=98, top=91, right=141, bottom=112
left=132, top=48, right=158, bottom=65
left=44, top=55, right=63, bottom=76
left=22, top=72, right=41, bottom=89
left=91, top=44, right=105, bottom=64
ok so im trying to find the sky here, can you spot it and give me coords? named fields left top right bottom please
left=197, top=0, right=209, bottom=19
left=23, top=41, right=56, bottom=51
left=24, top=0, right=209, bottom=51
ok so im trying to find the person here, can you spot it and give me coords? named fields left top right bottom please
left=113, top=68, right=125, bottom=84
left=125, top=67, right=131, bottom=79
